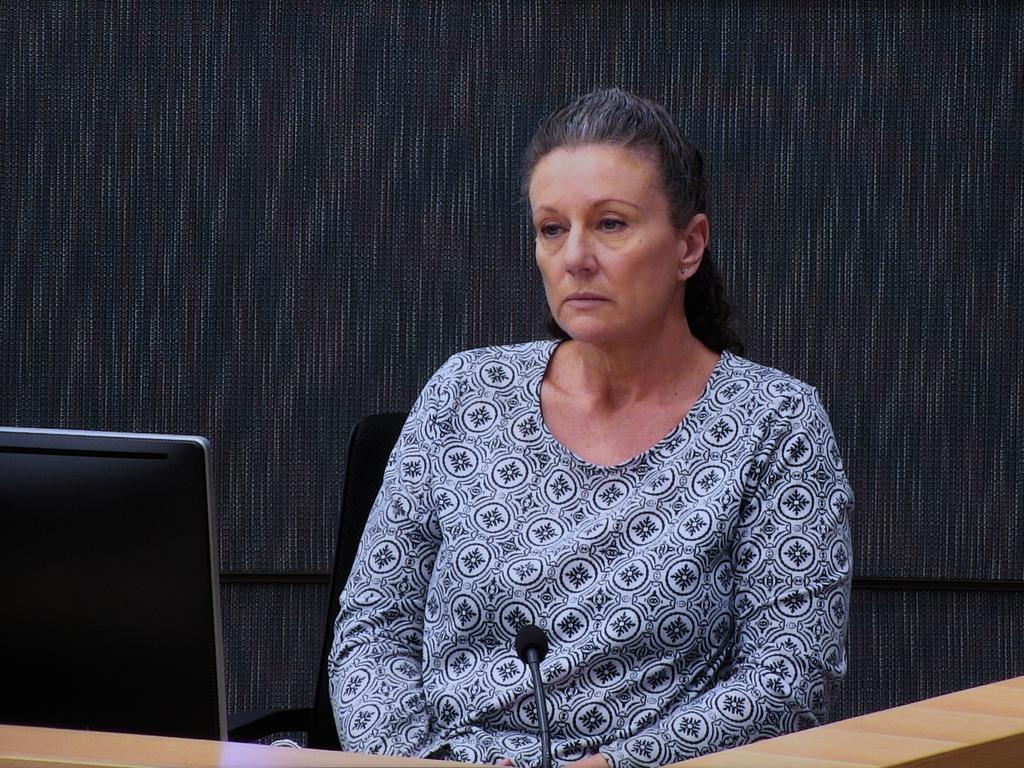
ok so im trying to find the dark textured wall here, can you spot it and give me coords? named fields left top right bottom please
left=3, top=1, right=1022, bottom=730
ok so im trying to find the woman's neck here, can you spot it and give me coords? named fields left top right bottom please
left=551, top=326, right=720, bottom=412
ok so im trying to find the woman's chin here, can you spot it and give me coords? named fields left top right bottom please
left=558, top=320, right=626, bottom=347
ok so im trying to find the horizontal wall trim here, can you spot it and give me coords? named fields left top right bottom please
left=220, top=572, right=331, bottom=584
left=853, top=577, right=1024, bottom=592
left=220, top=573, right=1024, bottom=591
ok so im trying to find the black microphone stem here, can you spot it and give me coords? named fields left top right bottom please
left=515, top=624, right=554, bottom=768
left=526, top=647, right=552, bottom=768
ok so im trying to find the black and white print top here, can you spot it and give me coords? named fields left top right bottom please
left=329, top=340, right=853, bottom=768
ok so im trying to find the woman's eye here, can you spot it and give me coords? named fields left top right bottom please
left=539, top=223, right=564, bottom=238
left=599, top=218, right=625, bottom=232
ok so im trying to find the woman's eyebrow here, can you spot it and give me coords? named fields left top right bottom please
left=593, top=197, right=641, bottom=210
left=532, top=198, right=642, bottom=214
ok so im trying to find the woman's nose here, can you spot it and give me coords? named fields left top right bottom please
left=563, top=227, right=597, bottom=274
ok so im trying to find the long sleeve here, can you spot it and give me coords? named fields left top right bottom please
left=598, top=389, right=853, bottom=768
left=327, top=368, right=450, bottom=758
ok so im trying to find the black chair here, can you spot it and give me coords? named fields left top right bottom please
left=228, top=412, right=408, bottom=747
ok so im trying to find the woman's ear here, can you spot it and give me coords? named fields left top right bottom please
left=677, top=213, right=710, bottom=280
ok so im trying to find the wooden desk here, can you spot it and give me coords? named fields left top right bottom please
left=0, top=725, right=450, bottom=768
left=2, top=677, right=1022, bottom=768
left=673, top=675, right=1024, bottom=767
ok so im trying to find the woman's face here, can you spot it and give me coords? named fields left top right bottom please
left=529, top=144, right=705, bottom=348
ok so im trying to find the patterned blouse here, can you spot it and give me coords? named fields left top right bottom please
left=329, top=340, right=853, bottom=768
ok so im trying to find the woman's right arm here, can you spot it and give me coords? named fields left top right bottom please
left=327, top=364, right=454, bottom=757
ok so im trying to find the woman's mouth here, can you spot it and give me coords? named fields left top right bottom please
left=565, top=292, right=608, bottom=306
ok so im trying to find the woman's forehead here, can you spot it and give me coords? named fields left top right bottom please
left=529, top=145, right=663, bottom=210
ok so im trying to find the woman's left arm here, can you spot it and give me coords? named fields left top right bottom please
left=594, top=389, right=854, bottom=768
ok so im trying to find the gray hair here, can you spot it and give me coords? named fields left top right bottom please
left=521, top=88, right=706, bottom=229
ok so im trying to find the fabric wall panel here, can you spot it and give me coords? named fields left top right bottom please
left=220, top=582, right=328, bottom=716
left=4, top=2, right=1021, bottom=578
left=836, top=587, right=1024, bottom=721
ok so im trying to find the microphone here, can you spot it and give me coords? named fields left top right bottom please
left=515, top=624, right=552, bottom=768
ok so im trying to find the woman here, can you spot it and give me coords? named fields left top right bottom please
left=329, top=89, right=852, bottom=768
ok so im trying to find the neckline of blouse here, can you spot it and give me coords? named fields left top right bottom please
left=530, top=338, right=733, bottom=471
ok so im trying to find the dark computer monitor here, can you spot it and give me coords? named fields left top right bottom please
left=0, top=427, right=225, bottom=739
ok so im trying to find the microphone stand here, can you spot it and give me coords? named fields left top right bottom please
left=516, top=624, right=553, bottom=768
left=525, top=645, right=553, bottom=768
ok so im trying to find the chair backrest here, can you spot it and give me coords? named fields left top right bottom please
left=308, top=412, right=408, bottom=750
